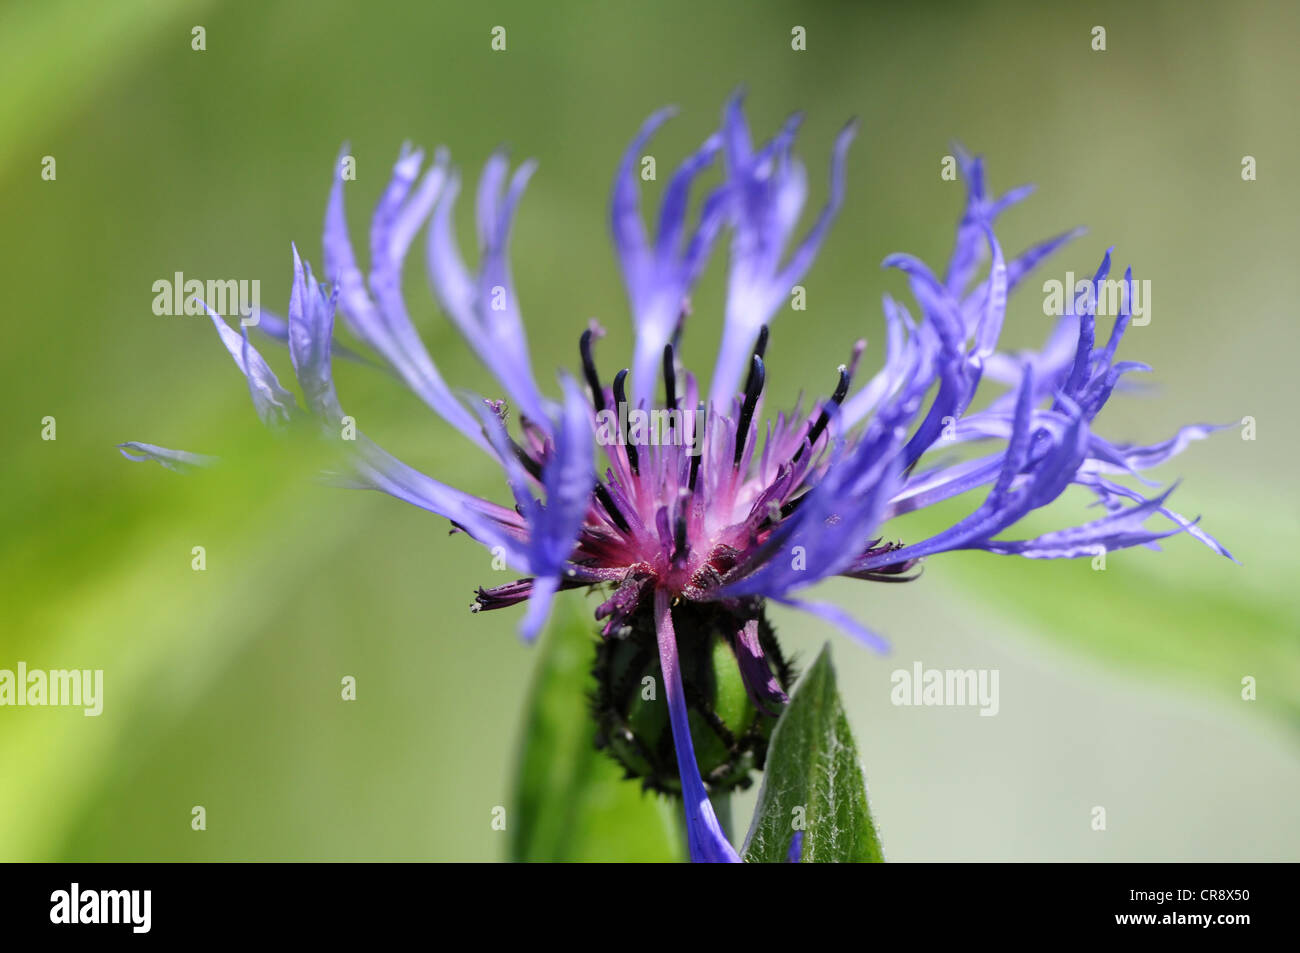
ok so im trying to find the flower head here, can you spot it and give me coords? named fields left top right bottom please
left=125, top=93, right=1231, bottom=863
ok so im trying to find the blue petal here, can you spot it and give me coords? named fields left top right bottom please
left=774, top=596, right=890, bottom=654
left=324, top=145, right=489, bottom=450
left=205, top=304, right=298, bottom=427
left=427, top=158, right=553, bottom=427
left=611, top=106, right=726, bottom=408
left=117, top=442, right=217, bottom=472
left=252, top=307, right=382, bottom=370
left=980, top=483, right=1196, bottom=558
left=288, top=245, right=344, bottom=421
left=472, top=376, right=595, bottom=641
left=710, top=103, right=855, bottom=407
left=654, top=589, right=741, bottom=863
left=516, top=376, right=598, bottom=640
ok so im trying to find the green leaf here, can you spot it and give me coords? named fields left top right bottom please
left=509, top=596, right=683, bottom=862
left=742, top=644, right=884, bottom=863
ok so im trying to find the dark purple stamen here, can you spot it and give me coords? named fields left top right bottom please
left=613, top=368, right=638, bottom=475
left=688, top=439, right=702, bottom=492
left=580, top=328, right=606, bottom=414
left=734, top=354, right=765, bottom=466
left=575, top=338, right=630, bottom=534
left=475, top=576, right=587, bottom=612
left=793, top=364, right=850, bottom=463
left=778, top=493, right=806, bottom=519
left=663, top=343, right=678, bottom=411
left=595, top=482, right=631, bottom=533
left=481, top=405, right=544, bottom=481
left=672, top=510, right=688, bottom=564
left=510, top=441, right=544, bottom=481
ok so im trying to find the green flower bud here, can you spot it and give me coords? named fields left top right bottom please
left=593, top=603, right=794, bottom=796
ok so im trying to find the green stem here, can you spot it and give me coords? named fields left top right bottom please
left=714, top=792, right=734, bottom=843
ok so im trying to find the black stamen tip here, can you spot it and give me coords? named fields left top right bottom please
left=734, top=354, right=765, bottom=467
left=795, top=364, right=850, bottom=464
left=512, top=441, right=544, bottom=481
left=743, top=328, right=770, bottom=397
left=830, top=364, right=850, bottom=404
left=662, top=343, right=678, bottom=411
left=594, top=482, right=631, bottom=534
left=688, top=400, right=706, bottom=492
left=580, top=329, right=606, bottom=414
left=613, top=368, right=639, bottom=475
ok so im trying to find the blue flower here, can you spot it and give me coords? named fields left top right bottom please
left=124, top=94, right=1231, bottom=863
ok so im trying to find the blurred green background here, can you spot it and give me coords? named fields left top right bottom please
left=2, top=0, right=1297, bottom=861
